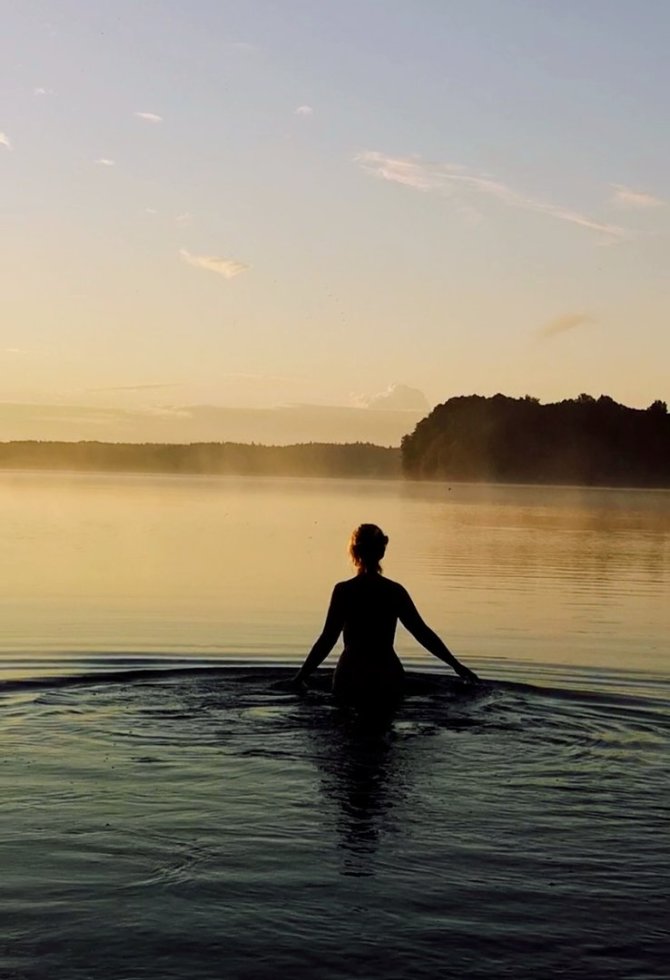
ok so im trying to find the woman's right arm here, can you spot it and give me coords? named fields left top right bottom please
left=397, top=587, right=479, bottom=682
left=293, top=584, right=345, bottom=685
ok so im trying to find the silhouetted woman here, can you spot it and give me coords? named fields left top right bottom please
left=293, top=524, right=478, bottom=708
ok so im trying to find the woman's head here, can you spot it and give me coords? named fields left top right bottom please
left=348, top=523, right=389, bottom=574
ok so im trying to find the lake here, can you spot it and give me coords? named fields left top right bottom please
left=1, top=472, right=668, bottom=979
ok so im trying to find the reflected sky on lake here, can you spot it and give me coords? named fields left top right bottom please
left=0, top=472, right=667, bottom=677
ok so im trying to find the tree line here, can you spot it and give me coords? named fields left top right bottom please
left=0, top=440, right=401, bottom=479
left=401, top=394, right=670, bottom=486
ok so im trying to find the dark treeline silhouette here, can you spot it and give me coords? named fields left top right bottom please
left=0, top=440, right=400, bottom=479
left=401, top=394, right=670, bottom=486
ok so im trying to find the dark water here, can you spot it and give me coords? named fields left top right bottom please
left=1, top=665, right=668, bottom=980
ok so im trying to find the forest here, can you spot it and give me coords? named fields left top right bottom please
left=401, top=394, right=670, bottom=486
left=0, top=440, right=400, bottom=479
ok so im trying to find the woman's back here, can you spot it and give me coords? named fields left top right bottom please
left=335, top=574, right=407, bottom=654
left=332, top=574, right=406, bottom=706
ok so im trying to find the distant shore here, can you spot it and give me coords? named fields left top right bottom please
left=2, top=387, right=670, bottom=491
left=1, top=438, right=670, bottom=488
left=0, top=440, right=402, bottom=479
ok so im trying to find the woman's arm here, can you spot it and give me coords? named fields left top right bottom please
left=398, top=587, right=479, bottom=682
left=293, top=585, right=345, bottom=684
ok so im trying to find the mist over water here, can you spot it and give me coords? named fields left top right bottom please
left=1, top=472, right=668, bottom=979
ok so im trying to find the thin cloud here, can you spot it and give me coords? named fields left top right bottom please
left=179, top=248, right=250, bottom=280
left=295, top=105, right=314, bottom=116
left=356, top=151, right=443, bottom=191
left=87, top=383, right=183, bottom=392
left=175, top=211, right=194, bottom=224
left=219, top=372, right=301, bottom=383
left=34, top=86, right=52, bottom=96
left=539, top=312, right=595, bottom=339
left=0, top=132, right=13, bottom=150
left=95, top=158, right=116, bottom=166
left=142, top=405, right=193, bottom=419
left=231, top=41, right=259, bottom=53
left=134, top=111, right=163, bottom=123
left=610, top=183, right=665, bottom=209
left=357, top=151, right=626, bottom=241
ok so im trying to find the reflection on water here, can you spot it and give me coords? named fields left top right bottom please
left=305, top=676, right=486, bottom=879
left=307, top=705, right=407, bottom=877
left=0, top=472, right=668, bottom=679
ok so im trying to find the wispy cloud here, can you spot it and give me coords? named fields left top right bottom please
left=95, top=157, right=116, bottom=166
left=610, top=183, right=665, bottom=209
left=87, top=383, right=183, bottom=392
left=134, top=111, right=163, bottom=123
left=295, top=105, right=313, bottom=117
left=143, top=405, right=193, bottom=418
left=179, top=248, right=249, bottom=280
left=357, top=151, right=627, bottom=241
left=33, top=86, right=52, bottom=96
left=231, top=41, right=258, bottom=53
left=356, top=152, right=442, bottom=191
left=219, top=372, right=301, bottom=383
left=176, top=211, right=194, bottom=224
left=539, top=312, right=595, bottom=339
left=0, top=132, right=13, bottom=150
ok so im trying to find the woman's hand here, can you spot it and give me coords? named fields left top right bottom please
left=273, top=673, right=308, bottom=693
left=290, top=672, right=308, bottom=691
left=455, top=663, right=479, bottom=684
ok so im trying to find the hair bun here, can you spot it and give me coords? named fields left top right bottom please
left=348, top=523, right=388, bottom=574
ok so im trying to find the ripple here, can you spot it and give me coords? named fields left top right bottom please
left=0, top=666, right=668, bottom=980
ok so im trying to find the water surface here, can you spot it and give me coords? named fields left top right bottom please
left=1, top=473, right=668, bottom=978
left=0, top=472, right=667, bottom=682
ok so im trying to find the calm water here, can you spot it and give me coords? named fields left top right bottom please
left=1, top=472, right=668, bottom=978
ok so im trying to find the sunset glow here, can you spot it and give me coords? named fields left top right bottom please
left=2, top=2, right=668, bottom=442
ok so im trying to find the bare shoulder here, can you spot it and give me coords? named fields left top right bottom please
left=337, top=575, right=410, bottom=602
left=384, top=578, right=418, bottom=615
left=380, top=577, right=411, bottom=601
left=332, top=578, right=356, bottom=597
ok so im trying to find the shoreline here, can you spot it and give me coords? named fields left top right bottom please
left=2, top=459, right=670, bottom=490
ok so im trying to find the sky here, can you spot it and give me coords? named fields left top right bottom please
left=1, top=0, right=669, bottom=441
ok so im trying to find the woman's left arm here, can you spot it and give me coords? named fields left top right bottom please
left=293, top=585, right=345, bottom=684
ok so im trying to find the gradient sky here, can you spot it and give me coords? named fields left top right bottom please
left=2, top=0, right=668, bottom=430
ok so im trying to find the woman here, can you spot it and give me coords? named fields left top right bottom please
left=293, top=524, right=479, bottom=707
